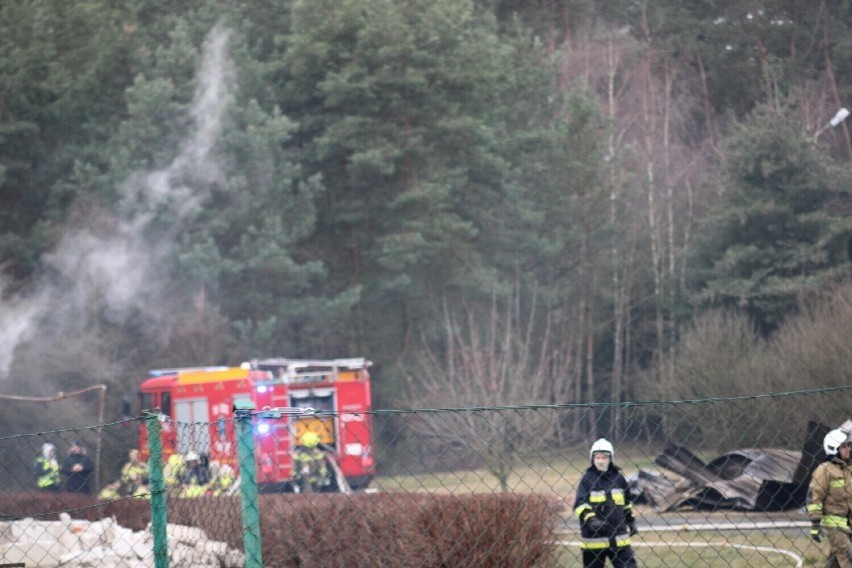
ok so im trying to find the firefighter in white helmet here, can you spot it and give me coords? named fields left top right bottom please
left=807, top=428, right=852, bottom=567
left=34, top=443, right=61, bottom=492
left=574, top=438, right=638, bottom=567
left=179, top=451, right=211, bottom=498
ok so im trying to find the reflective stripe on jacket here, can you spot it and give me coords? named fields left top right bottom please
left=98, top=486, right=121, bottom=501
left=578, top=536, right=633, bottom=550
left=808, top=457, right=852, bottom=526
left=120, top=463, right=149, bottom=496
left=211, top=474, right=235, bottom=496
left=35, top=457, right=60, bottom=489
left=574, top=465, right=634, bottom=547
left=293, top=448, right=328, bottom=484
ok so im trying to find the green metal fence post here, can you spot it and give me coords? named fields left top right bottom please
left=234, top=400, right=263, bottom=568
left=144, top=411, right=169, bottom=568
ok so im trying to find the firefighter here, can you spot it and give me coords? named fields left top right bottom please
left=60, top=440, right=95, bottom=494
left=574, top=438, right=638, bottom=568
left=163, top=453, right=185, bottom=490
left=292, top=431, right=329, bottom=493
left=807, top=428, right=852, bottom=567
left=98, top=478, right=122, bottom=501
left=120, top=449, right=149, bottom=498
left=209, top=463, right=236, bottom=496
left=179, top=452, right=211, bottom=498
left=34, top=442, right=61, bottom=492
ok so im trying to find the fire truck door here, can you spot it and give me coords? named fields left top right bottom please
left=174, top=398, right=211, bottom=456
left=289, top=389, right=335, bottom=447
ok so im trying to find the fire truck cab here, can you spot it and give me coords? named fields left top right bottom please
left=137, top=358, right=375, bottom=492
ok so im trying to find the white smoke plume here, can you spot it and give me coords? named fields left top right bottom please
left=0, top=281, right=48, bottom=376
left=0, top=23, right=233, bottom=381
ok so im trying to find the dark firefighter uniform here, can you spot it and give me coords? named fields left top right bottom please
left=292, top=446, right=328, bottom=492
left=808, top=437, right=852, bottom=567
left=574, top=464, right=637, bottom=567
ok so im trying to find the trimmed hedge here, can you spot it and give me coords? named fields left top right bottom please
left=0, top=492, right=559, bottom=567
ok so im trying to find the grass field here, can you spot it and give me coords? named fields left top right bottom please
left=556, top=530, right=824, bottom=567
left=372, top=446, right=828, bottom=566
left=373, top=446, right=660, bottom=497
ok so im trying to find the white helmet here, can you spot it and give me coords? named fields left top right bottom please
left=824, top=429, right=849, bottom=456
left=590, top=438, right=615, bottom=462
left=41, top=443, right=56, bottom=459
left=185, top=451, right=199, bottom=462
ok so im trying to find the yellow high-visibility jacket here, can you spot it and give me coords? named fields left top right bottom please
left=35, top=457, right=61, bottom=490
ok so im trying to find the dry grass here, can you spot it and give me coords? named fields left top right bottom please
left=374, top=447, right=660, bottom=505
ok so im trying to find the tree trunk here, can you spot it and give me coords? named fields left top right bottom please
left=606, top=29, right=625, bottom=440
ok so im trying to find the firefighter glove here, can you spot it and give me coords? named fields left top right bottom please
left=627, top=521, right=638, bottom=536
left=810, top=520, right=823, bottom=543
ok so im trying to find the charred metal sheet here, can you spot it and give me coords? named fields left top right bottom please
left=654, top=444, right=719, bottom=486
left=652, top=445, right=804, bottom=510
left=635, top=420, right=829, bottom=512
left=628, top=470, right=692, bottom=511
left=702, top=448, right=802, bottom=510
left=793, top=420, right=831, bottom=484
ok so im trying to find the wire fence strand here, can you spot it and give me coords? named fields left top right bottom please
left=0, top=385, right=850, bottom=566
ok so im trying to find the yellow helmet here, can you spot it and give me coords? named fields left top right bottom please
left=300, top=431, right=321, bottom=448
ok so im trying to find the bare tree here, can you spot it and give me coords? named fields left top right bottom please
left=767, top=283, right=852, bottom=392
left=404, top=288, right=565, bottom=491
left=639, top=284, right=852, bottom=446
left=556, top=18, right=709, bottom=437
left=638, top=308, right=765, bottom=446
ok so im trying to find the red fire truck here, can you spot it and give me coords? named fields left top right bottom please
left=137, top=357, right=375, bottom=492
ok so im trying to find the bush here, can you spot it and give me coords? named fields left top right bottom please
left=0, top=491, right=560, bottom=568
left=258, top=493, right=559, bottom=567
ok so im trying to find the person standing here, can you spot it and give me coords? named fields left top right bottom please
left=179, top=452, right=211, bottom=498
left=807, top=428, right=852, bottom=567
left=574, top=438, right=638, bottom=568
left=292, top=431, right=329, bottom=493
left=34, top=442, right=61, bottom=492
left=120, top=449, right=149, bottom=497
left=163, top=453, right=186, bottom=491
left=60, top=441, right=95, bottom=494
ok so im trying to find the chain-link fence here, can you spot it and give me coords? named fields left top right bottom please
left=1, top=385, right=850, bottom=567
